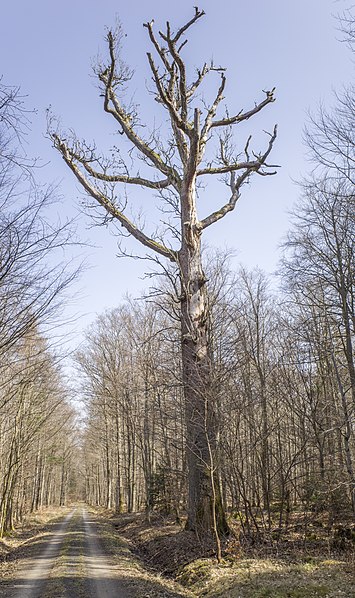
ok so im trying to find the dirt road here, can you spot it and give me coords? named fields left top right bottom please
left=1, top=507, right=189, bottom=598
left=11, top=510, right=75, bottom=598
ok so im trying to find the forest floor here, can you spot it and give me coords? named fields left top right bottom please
left=0, top=506, right=354, bottom=597
left=108, top=510, right=355, bottom=598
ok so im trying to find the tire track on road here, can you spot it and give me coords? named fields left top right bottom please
left=82, top=508, right=131, bottom=598
left=12, top=509, right=75, bottom=598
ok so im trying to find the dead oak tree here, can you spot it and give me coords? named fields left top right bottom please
left=50, top=8, right=277, bottom=537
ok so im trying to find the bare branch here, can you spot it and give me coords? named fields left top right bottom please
left=198, top=125, right=278, bottom=177
left=144, top=19, right=191, bottom=164
left=200, top=73, right=226, bottom=145
left=162, top=30, right=189, bottom=123
left=143, top=20, right=171, bottom=72
left=198, top=125, right=278, bottom=230
left=187, top=63, right=209, bottom=98
left=211, top=88, right=276, bottom=128
left=197, top=171, right=243, bottom=230
left=99, top=31, right=181, bottom=190
left=52, top=135, right=177, bottom=262
left=62, top=146, right=172, bottom=190
left=168, top=7, right=205, bottom=44
left=146, top=52, right=191, bottom=137
left=197, top=160, right=276, bottom=177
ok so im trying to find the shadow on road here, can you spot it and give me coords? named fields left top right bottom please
left=0, top=509, right=188, bottom=598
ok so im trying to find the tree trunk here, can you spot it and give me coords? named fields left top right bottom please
left=179, top=182, right=228, bottom=537
left=114, top=408, right=123, bottom=514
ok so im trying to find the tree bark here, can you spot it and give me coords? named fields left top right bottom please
left=179, top=181, right=228, bottom=537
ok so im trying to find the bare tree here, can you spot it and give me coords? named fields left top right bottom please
left=283, top=180, right=355, bottom=408
left=0, top=81, right=34, bottom=175
left=0, top=326, right=77, bottom=535
left=305, top=9, right=355, bottom=184
left=77, top=301, right=185, bottom=519
left=0, top=81, right=80, bottom=534
left=282, top=179, right=355, bottom=512
left=50, top=8, right=277, bottom=536
left=0, top=82, right=79, bottom=358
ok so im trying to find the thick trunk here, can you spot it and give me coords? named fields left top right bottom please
left=179, top=182, right=228, bottom=537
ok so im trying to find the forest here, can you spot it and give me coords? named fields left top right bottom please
left=0, top=6, right=354, bottom=598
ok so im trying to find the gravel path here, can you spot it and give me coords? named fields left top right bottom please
left=12, top=510, right=75, bottom=598
left=1, top=507, right=189, bottom=598
left=82, top=508, right=134, bottom=598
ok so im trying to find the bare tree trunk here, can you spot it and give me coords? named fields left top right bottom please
left=114, top=408, right=123, bottom=514
left=179, top=184, right=228, bottom=536
left=329, top=330, right=355, bottom=512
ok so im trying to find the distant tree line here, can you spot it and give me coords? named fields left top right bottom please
left=0, top=83, right=78, bottom=536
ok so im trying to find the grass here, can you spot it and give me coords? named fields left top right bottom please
left=176, top=556, right=355, bottom=597
left=93, top=509, right=194, bottom=597
left=107, top=511, right=355, bottom=598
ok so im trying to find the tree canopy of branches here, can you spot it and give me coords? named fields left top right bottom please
left=305, top=9, right=355, bottom=184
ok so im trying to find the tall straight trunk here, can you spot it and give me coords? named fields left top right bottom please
left=340, top=287, right=355, bottom=409
left=179, top=180, right=228, bottom=537
left=59, top=448, right=67, bottom=507
left=143, top=396, right=153, bottom=520
left=259, top=382, right=271, bottom=518
left=124, top=410, right=136, bottom=513
left=329, top=335, right=355, bottom=512
left=114, top=408, right=123, bottom=514
left=333, top=218, right=355, bottom=408
left=103, top=415, right=112, bottom=509
left=95, top=464, right=101, bottom=505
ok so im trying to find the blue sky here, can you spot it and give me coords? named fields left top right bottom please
left=0, top=0, right=353, bottom=347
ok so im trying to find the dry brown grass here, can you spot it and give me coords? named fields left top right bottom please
left=176, top=556, right=355, bottom=597
left=107, top=511, right=355, bottom=598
